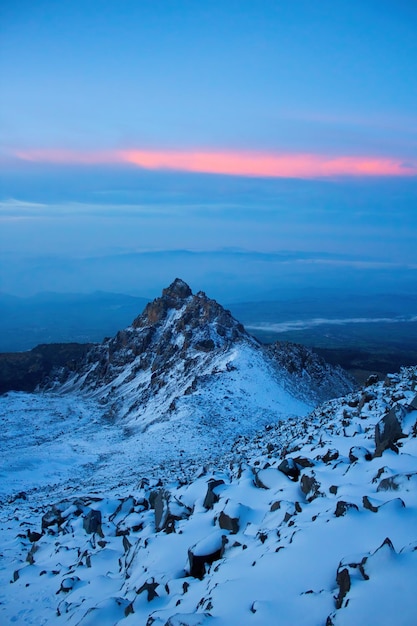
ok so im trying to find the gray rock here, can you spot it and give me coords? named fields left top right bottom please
left=335, top=566, right=351, bottom=609
left=203, top=479, right=225, bottom=509
left=374, top=404, right=406, bottom=456
left=83, top=509, right=103, bottom=536
left=41, top=506, right=63, bottom=531
left=278, top=458, right=300, bottom=481
left=300, top=472, right=322, bottom=502
left=335, top=501, right=359, bottom=517
left=219, top=510, right=239, bottom=534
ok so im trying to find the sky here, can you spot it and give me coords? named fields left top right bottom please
left=0, top=0, right=417, bottom=299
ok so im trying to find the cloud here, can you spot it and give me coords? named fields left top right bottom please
left=12, top=148, right=417, bottom=178
left=247, top=315, right=417, bottom=333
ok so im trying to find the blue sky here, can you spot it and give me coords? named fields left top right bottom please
left=0, top=0, right=416, bottom=297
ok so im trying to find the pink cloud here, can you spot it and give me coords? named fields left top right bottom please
left=14, top=148, right=417, bottom=178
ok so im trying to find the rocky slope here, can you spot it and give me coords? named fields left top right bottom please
left=1, top=366, right=416, bottom=625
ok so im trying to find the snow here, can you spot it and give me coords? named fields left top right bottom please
left=0, top=366, right=416, bottom=625
left=0, top=282, right=415, bottom=625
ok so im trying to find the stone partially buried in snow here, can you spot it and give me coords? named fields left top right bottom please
left=188, top=531, right=227, bottom=579
left=278, top=458, right=300, bottom=481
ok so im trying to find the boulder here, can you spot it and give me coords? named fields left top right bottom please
left=41, top=506, right=64, bottom=531
left=151, top=489, right=190, bottom=532
left=203, top=479, right=225, bottom=509
left=219, top=505, right=240, bottom=534
left=300, top=472, right=322, bottom=502
left=83, top=509, right=103, bottom=536
left=374, top=404, right=406, bottom=456
left=278, top=458, right=300, bottom=481
left=188, top=532, right=227, bottom=579
left=364, top=373, right=379, bottom=386
left=335, top=501, right=359, bottom=517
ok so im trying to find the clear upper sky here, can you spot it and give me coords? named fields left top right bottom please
left=0, top=0, right=416, bottom=297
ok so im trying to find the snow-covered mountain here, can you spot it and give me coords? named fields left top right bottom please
left=4, top=279, right=415, bottom=625
left=47, top=278, right=353, bottom=431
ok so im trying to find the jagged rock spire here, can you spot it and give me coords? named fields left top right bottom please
left=162, top=278, right=193, bottom=300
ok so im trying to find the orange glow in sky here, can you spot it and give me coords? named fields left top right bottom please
left=14, top=148, right=417, bottom=178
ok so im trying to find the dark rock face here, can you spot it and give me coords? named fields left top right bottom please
left=83, top=509, right=103, bottom=535
left=266, top=341, right=355, bottom=403
left=374, top=404, right=406, bottom=456
left=0, top=343, right=92, bottom=394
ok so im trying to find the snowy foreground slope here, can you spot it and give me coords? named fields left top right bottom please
left=1, top=280, right=416, bottom=624
left=1, top=366, right=416, bottom=625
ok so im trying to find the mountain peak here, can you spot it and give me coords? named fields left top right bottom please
left=162, top=278, right=192, bottom=300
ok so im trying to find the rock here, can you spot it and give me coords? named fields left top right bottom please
left=335, top=501, right=359, bottom=517
left=136, top=578, right=159, bottom=601
left=219, top=509, right=239, bottom=534
left=408, top=393, right=417, bottom=410
left=300, top=472, right=322, bottom=502
left=278, top=458, right=300, bottom=481
left=254, top=467, right=283, bottom=489
left=377, top=471, right=417, bottom=492
left=321, top=449, right=339, bottom=464
left=358, top=390, right=376, bottom=411
left=349, top=446, right=372, bottom=463
left=365, top=373, right=379, bottom=386
left=194, top=339, right=215, bottom=352
left=59, top=576, right=80, bottom=593
left=293, top=456, right=315, bottom=468
left=335, top=566, right=351, bottom=609
left=188, top=532, right=227, bottom=579
left=28, top=530, right=43, bottom=543
left=384, top=374, right=400, bottom=387
left=151, top=489, right=190, bottom=532
left=83, top=509, right=103, bottom=536
left=362, top=495, right=379, bottom=513
left=203, top=479, right=225, bottom=509
left=374, top=404, right=406, bottom=456
left=41, top=506, right=64, bottom=531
